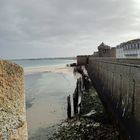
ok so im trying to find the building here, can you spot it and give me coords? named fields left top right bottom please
left=93, top=51, right=99, bottom=57
left=93, top=42, right=116, bottom=57
left=110, top=47, right=116, bottom=57
left=98, top=42, right=111, bottom=57
left=116, top=39, right=140, bottom=58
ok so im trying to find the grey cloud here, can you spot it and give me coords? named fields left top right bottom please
left=0, top=0, right=140, bottom=59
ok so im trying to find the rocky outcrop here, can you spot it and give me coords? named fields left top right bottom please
left=0, top=60, right=27, bottom=140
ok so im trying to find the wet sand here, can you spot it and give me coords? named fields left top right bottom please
left=25, top=66, right=76, bottom=139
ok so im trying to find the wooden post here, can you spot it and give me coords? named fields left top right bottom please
left=67, top=95, right=71, bottom=119
left=73, top=91, right=76, bottom=115
left=73, top=80, right=79, bottom=115
left=79, top=77, right=82, bottom=92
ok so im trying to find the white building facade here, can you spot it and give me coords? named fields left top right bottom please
left=116, top=39, right=140, bottom=58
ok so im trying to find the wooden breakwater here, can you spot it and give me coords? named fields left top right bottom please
left=67, top=66, right=91, bottom=118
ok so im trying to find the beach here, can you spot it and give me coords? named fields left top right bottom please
left=19, top=60, right=77, bottom=139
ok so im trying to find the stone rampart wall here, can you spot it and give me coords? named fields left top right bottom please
left=77, top=55, right=89, bottom=65
left=77, top=55, right=140, bottom=139
left=87, top=58, right=140, bottom=121
left=0, top=60, right=27, bottom=140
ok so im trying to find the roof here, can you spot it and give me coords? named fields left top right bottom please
left=98, top=42, right=111, bottom=50
left=117, top=39, right=140, bottom=48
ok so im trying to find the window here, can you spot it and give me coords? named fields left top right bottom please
left=137, top=43, right=140, bottom=49
left=134, top=44, right=136, bottom=49
left=131, top=44, right=133, bottom=49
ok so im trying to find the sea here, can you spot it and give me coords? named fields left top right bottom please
left=13, top=59, right=75, bottom=69
left=12, top=58, right=77, bottom=139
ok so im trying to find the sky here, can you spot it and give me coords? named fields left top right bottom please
left=0, top=0, right=140, bottom=59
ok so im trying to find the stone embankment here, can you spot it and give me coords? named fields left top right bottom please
left=0, top=60, right=27, bottom=140
left=77, top=56, right=140, bottom=140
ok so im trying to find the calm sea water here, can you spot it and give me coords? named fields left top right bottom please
left=12, top=59, right=76, bottom=69
left=13, top=59, right=76, bottom=139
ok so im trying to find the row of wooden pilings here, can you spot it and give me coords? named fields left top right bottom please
left=67, top=66, right=91, bottom=119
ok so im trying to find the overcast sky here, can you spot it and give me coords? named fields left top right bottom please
left=0, top=0, right=140, bottom=59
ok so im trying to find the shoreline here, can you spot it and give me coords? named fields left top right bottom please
left=24, top=65, right=73, bottom=75
left=25, top=64, right=77, bottom=139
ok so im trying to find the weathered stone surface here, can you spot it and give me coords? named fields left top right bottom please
left=0, top=60, right=27, bottom=140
